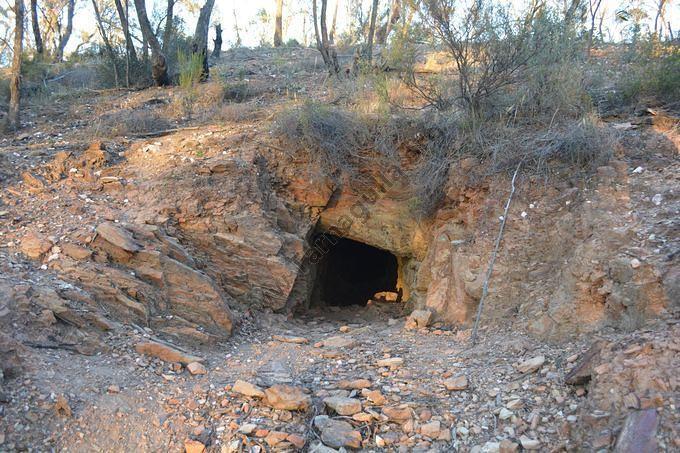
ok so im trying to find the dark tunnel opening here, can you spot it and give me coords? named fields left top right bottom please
left=311, top=234, right=399, bottom=307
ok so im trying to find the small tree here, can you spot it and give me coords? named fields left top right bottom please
left=133, top=0, right=169, bottom=85
left=91, top=0, right=119, bottom=87
left=191, top=0, right=216, bottom=80
left=313, top=0, right=340, bottom=75
left=54, top=0, right=75, bottom=61
left=30, top=0, right=43, bottom=56
left=8, top=0, right=24, bottom=131
left=420, top=0, right=543, bottom=121
left=365, top=0, right=379, bottom=64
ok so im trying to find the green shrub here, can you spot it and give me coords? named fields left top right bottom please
left=620, top=42, right=680, bottom=104
left=177, top=51, right=204, bottom=119
left=0, top=74, right=9, bottom=104
left=222, top=82, right=252, bottom=103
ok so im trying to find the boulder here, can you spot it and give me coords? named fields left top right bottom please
left=61, top=243, right=92, bottom=260
left=405, top=309, right=432, bottom=329
left=519, top=435, right=541, bottom=450
left=0, top=333, right=24, bottom=379
left=382, top=405, right=412, bottom=424
left=614, top=409, right=658, bottom=453
left=96, top=222, right=141, bottom=253
left=322, top=335, right=357, bottom=349
left=20, top=232, right=53, bottom=259
left=363, top=389, right=387, bottom=405
left=187, top=362, right=207, bottom=375
left=184, top=439, right=206, bottom=453
left=376, top=357, right=403, bottom=368
left=444, top=375, right=468, bottom=391
left=264, top=385, right=311, bottom=411
left=323, top=396, right=362, bottom=415
left=319, top=419, right=362, bottom=449
left=421, top=420, right=441, bottom=438
left=515, top=355, right=545, bottom=373
left=135, top=341, right=204, bottom=365
left=232, top=380, right=265, bottom=398
left=338, top=378, right=371, bottom=389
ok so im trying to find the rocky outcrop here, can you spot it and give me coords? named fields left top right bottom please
left=50, top=221, right=235, bottom=339
left=13, top=126, right=674, bottom=344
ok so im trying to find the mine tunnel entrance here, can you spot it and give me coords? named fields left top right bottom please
left=311, top=234, right=399, bottom=307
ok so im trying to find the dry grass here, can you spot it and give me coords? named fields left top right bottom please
left=90, top=109, right=173, bottom=138
left=273, top=101, right=371, bottom=176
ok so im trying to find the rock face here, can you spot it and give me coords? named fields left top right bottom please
left=56, top=222, right=235, bottom=339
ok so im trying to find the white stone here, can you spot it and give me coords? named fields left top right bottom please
left=499, top=408, right=513, bottom=420
left=519, top=435, right=541, bottom=450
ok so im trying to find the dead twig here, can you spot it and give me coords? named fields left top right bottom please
left=471, top=160, right=522, bottom=345
left=127, top=126, right=201, bottom=138
left=24, top=342, right=78, bottom=351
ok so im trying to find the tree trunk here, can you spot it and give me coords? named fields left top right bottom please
left=212, top=23, right=222, bottom=58
left=191, top=0, right=216, bottom=80
left=133, top=0, right=169, bottom=85
left=30, top=0, right=43, bottom=56
left=329, top=0, right=338, bottom=43
left=274, top=0, right=283, bottom=46
left=55, top=0, right=74, bottom=61
left=313, top=0, right=339, bottom=75
left=653, top=0, right=668, bottom=38
left=9, top=0, right=24, bottom=131
left=563, top=0, right=581, bottom=26
left=380, top=0, right=400, bottom=45
left=233, top=9, right=242, bottom=47
left=113, top=0, right=138, bottom=64
left=92, top=0, right=119, bottom=87
left=366, top=0, right=379, bottom=64
left=597, top=5, right=605, bottom=41
left=162, top=0, right=174, bottom=54
left=586, top=0, right=602, bottom=58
